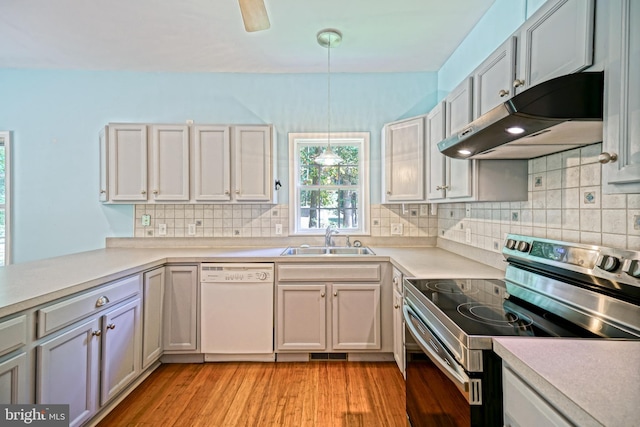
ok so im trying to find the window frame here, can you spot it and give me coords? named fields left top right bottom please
left=288, top=132, right=370, bottom=236
left=0, top=131, right=11, bottom=265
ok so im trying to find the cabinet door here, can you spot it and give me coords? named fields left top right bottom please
left=108, top=124, right=148, bottom=201
left=603, top=0, right=640, bottom=193
left=503, top=367, right=573, bottom=427
left=164, top=265, right=198, bottom=352
left=37, top=318, right=100, bottom=427
left=382, top=117, right=425, bottom=202
left=392, top=289, right=404, bottom=374
left=332, top=283, right=381, bottom=350
left=233, top=125, right=273, bottom=201
left=0, top=352, right=28, bottom=404
left=445, top=78, right=473, bottom=200
left=276, top=284, right=326, bottom=351
left=515, top=0, right=594, bottom=94
left=426, top=102, right=447, bottom=201
left=473, top=36, right=516, bottom=117
left=98, top=126, right=108, bottom=202
left=149, top=125, right=190, bottom=201
left=193, top=125, right=231, bottom=201
left=142, top=267, right=164, bottom=369
left=101, top=298, right=141, bottom=406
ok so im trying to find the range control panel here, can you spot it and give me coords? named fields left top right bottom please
left=503, top=234, right=640, bottom=280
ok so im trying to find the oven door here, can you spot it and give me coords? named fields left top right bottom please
left=404, top=302, right=476, bottom=427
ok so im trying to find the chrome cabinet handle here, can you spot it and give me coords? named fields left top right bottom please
left=100, top=190, right=106, bottom=194
left=95, top=296, right=110, bottom=307
left=386, top=191, right=391, bottom=195
left=92, top=330, right=102, bottom=337
left=224, top=190, right=230, bottom=195
left=107, top=323, right=116, bottom=330
left=513, top=79, right=525, bottom=88
left=153, top=190, right=158, bottom=195
left=141, top=190, right=147, bottom=195
left=436, top=185, right=449, bottom=191
left=598, top=152, right=618, bottom=164
left=498, top=89, right=509, bottom=97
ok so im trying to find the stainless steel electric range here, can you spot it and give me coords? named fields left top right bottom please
left=403, top=234, right=640, bottom=427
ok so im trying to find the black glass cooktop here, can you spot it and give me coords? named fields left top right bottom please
left=406, top=278, right=592, bottom=338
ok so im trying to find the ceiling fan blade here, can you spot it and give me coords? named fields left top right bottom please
left=238, top=0, right=271, bottom=32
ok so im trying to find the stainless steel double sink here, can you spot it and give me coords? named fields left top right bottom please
left=280, top=246, right=375, bottom=256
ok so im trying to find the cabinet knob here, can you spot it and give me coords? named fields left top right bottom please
left=392, top=277, right=398, bottom=286
left=141, top=190, right=147, bottom=195
left=153, top=190, right=159, bottom=195
left=100, top=190, right=106, bottom=194
left=333, top=291, right=338, bottom=297
left=320, top=291, right=325, bottom=297
left=107, top=323, right=116, bottom=330
left=598, top=152, right=618, bottom=164
left=386, top=191, right=391, bottom=195
left=513, top=79, right=525, bottom=88
left=235, top=190, right=240, bottom=194
left=394, top=304, right=399, bottom=309
left=498, top=89, right=509, bottom=97
left=92, top=330, right=102, bottom=337
left=95, top=296, right=110, bottom=307
left=224, top=190, right=230, bottom=195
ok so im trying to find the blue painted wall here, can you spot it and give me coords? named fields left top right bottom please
left=0, top=69, right=437, bottom=262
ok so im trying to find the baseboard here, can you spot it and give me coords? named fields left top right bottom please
left=160, top=353, right=205, bottom=363
left=275, top=352, right=395, bottom=362
left=348, top=352, right=395, bottom=362
left=204, top=353, right=276, bottom=362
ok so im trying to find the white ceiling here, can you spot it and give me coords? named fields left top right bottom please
left=0, top=0, right=495, bottom=73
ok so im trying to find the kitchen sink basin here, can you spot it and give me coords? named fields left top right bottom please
left=280, top=246, right=375, bottom=256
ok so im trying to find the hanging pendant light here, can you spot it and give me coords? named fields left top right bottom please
left=315, top=29, right=343, bottom=166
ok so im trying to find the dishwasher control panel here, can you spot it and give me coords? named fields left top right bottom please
left=200, top=263, right=274, bottom=283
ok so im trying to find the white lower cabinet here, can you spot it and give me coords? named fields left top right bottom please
left=503, top=365, right=573, bottom=427
left=37, top=318, right=101, bottom=427
left=276, top=263, right=387, bottom=354
left=100, top=298, right=142, bottom=406
left=142, top=267, right=165, bottom=368
left=163, top=265, right=199, bottom=352
left=0, top=352, right=29, bottom=404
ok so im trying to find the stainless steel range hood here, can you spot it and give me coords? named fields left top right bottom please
left=438, top=72, right=604, bottom=160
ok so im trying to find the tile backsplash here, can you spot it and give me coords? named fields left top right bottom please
left=134, top=143, right=638, bottom=251
left=439, top=143, right=640, bottom=251
left=134, top=203, right=438, bottom=239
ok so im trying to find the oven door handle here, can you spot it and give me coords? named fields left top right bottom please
left=403, top=304, right=471, bottom=396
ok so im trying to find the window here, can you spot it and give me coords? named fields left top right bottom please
left=289, top=132, right=369, bottom=235
left=0, top=131, right=10, bottom=265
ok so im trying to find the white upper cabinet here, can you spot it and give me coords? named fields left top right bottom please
left=381, top=116, right=425, bottom=203
left=233, top=125, right=274, bottom=202
left=602, top=0, right=640, bottom=193
left=514, top=0, right=595, bottom=94
left=107, top=124, right=148, bottom=202
left=473, top=36, right=517, bottom=117
left=149, top=125, right=190, bottom=201
left=193, top=125, right=231, bottom=201
left=444, top=77, right=474, bottom=200
left=101, top=123, right=277, bottom=204
left=426, top=101, right=446, bottom=201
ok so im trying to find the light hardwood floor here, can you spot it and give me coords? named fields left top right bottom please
left=97, top=362, right=406, bottom=427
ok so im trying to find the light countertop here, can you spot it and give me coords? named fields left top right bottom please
left=494, top=337, right=640, bottom=427
left=0, top=245, right=504, bottom=318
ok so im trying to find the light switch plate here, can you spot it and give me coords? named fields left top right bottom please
left=188, top=224, right=196, bottom=235
left=158, top=224, right=167, bottom=235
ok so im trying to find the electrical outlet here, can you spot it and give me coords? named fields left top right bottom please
left=465, top=204, right=471, bottom=218
left=141, top=214, right=151, bottom=227
left=493, top=239, right=500, bottom=251
left=391, top=223, right=403, bottom=235
left=158, top=224, right=167, bottom=235
left=420, top=205, right=429, bottom=216
left=275, top=224, right=282, bottom=235
left=188, top=223, right=196, bottom=235
left=466, top=228, right=472, bottom=243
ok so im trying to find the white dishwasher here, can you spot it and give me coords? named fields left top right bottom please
left=200, top=263, right=275, bottom=362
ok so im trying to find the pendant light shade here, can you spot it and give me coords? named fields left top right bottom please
left=315, top=29, right=343, bottom=166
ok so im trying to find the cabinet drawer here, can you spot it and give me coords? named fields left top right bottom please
left=37, top=274, right=142, bottom=338
left=277, top=264, right=380, bottom=282
left=0, top=315, right=28, bottom=357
